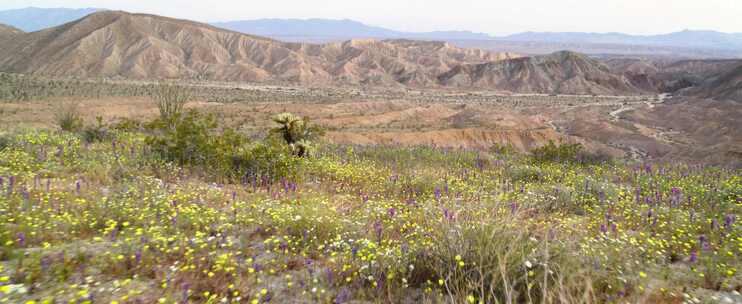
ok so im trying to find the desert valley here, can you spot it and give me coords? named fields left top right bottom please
left=0, top=6, right=740, bottom=304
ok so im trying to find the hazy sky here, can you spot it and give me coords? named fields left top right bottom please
left=0, top=0, right=740, bottom=35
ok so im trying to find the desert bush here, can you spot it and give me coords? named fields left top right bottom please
left=151, top=83, right=190, bottom=121
left=81, top=116, right=111, bottom=143
left=490, top=143, right=517, bottom=156
left=111, top=117, right=144, bottom=132
left=574, top=149, right=613, bottom=164
left=0, top=133, right=9, bottom=151
left=531, top=141, right=584, bottom=163
left=146, top=110, right=233, bottom=167
left=54, top=102, right=84, bottom=132
left=508, top=164, right=545, bottom=182
left=230, top=139, right=305, bottom=182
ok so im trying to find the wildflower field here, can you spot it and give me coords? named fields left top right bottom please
left=0, top=121, right=740, bottom=303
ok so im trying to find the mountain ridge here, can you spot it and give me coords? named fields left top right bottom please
left=0, top=7, right=100, bottom=32
left=499, top=30, right=742, bottom=50
left=438, top=50, right=648, bottom=94
left=0, top=11, right=518, bottom=87
left=0, top=10, right=676, bottom=95
left=211, top=18, right=492, bottom=42
left=2, top=7, right=740, bottom=53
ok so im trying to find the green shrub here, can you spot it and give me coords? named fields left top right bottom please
left=531, top=141, right=583, bottom=163
left=81, top=116, right=111, bottom=143
left=145, top=110, right=252, bottom=178
left=111, top=117, right=144, bottom=132
left=231, top=139, right=305, bottom=181
left=490, top=143, right=517, bottom=156
left=508, top=164, right=545, bottom=182
left=0, top=133, right=9, bottom=151
left=55, top=102, right=84, bottom=132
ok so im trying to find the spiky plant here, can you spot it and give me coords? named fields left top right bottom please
left=270, top=113, right=324, bottom=157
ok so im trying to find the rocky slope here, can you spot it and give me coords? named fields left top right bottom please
left=690, top=62, right=742, bottom=101
left=0, top=11, right=648, bottom=94
left=0, top=23, right=22, bottom=43
left=438, top=51, right=647, bottom=95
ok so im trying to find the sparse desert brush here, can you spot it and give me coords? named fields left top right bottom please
left=54, top=101, right=84, bottom=132
left=151, top=83, right=191, bottom=121
left=81, top=116, right=112, bottom=143
left=531, top=140, right=584, bottom=163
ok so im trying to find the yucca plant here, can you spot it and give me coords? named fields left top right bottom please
left=270, top=112, right=324, bottom=157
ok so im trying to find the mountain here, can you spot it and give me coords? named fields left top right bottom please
left=438, top=51, right=647, bottom=95
left=0, top=7, right=100, bottom=32
left=212, top=18, right=492, bottom=42
left=0, top=23, right=22, bottom=39
left=0, top=23, right=22, bottom=48
left=500, top=30, right=742, bottom=51
left=604, top=58, right=742, bottom=93
left=0, top=10, right=646, bottom=94
left=0, top=11, right=517, bottom=86
left=211, top=19, right=397, bottom=41
left=2, top=7, right=740, bottom=58
left=691, top=61, right=742, bottom=101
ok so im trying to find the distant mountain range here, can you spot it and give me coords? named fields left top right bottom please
left=211, top=19, right=742, bottom=53
left=211, top=18, right=492, bottom=42
left=0, top=7, right=100, bottom=32
left=1, top=7, right=741, bottom=55
left=501, top=31, right=742, bottom=51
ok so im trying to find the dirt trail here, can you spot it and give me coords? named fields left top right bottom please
left=607, top=94, right=675, bottom=159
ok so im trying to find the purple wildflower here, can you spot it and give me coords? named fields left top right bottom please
left=405, top=198, right=416, bottom=206
left=7, top=176, right=14, bottom=195
left=16, top=232, right=26, bottom=247
left=181, top=282, right=191, bottom=302
left=325, top=268, right=335, bottom=284
left=334, top=287, right=351, bottom=304
left=599, top=224, right=608, bottom=234
left=635, top=187, right=641, bottom=204
left=724, top=214, right=736, bottom=229
left=109, top=228, right=118, bottom=241
left=374, top=221, right=383, bottom=243
left=689, top=251, right=698, bottom=263
left=40, top=255, right=51, bottom=271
